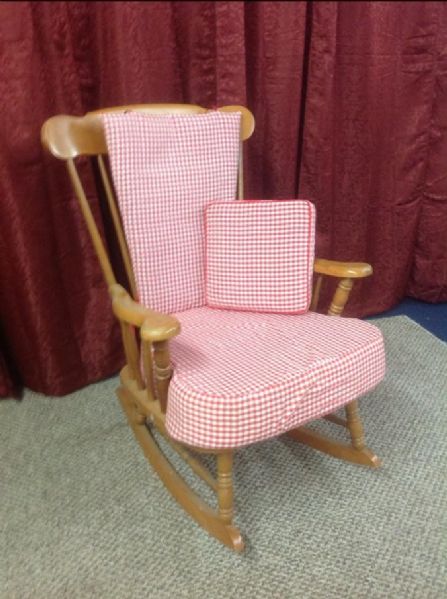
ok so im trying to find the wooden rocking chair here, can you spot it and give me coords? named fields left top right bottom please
left=41, top=104, right=385, bottom=552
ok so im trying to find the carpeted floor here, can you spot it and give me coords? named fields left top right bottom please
left=1, top=316, right=446, bottom=599
left=369, top=298, right=447, bottom=342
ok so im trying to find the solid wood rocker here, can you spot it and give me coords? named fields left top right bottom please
left=41, top=104, right=385, bottom=552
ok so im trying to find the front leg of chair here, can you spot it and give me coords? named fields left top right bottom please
left=116, top=380, right=244, bottom=551
left=217, top=452, right=234, bottom=524
left=345, top=399, right=365, bottom=449
left=290, top=259, right=381, bottom=467
left=117, top=321, right=244, bottom=552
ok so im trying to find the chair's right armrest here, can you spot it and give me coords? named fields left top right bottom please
left=314, top=259, right=373, bottom=279
left=109, top=284, right=181, bottom=341
left=311, top=260, right=373, bottom=316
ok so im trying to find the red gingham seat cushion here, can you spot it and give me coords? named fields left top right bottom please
left=103, top=111, right=241, bottom=313
left=166, top=307, right=386, bottom=449
left=205, top=200, right=316, bottom=313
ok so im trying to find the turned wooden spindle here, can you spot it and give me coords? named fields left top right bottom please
left=217, top=452, right=234, bottom=524
left=310, top=274, right=323, bottom=312
left=66, top=159, right=115, bottom=287
left=121, top=322, right=144, bottom=390
left=120, top=324, right=145, bottom=424
left=327, top=277, right=353, bottom=317
left=345, top=400, right=366, bottom=450
left=153, top=341, right=173, bottom=413
left=120, top=321, right=146, bottom=424
left=97, top=155, right=138, bottom=299
left=142, top=339, right=155, bottom=401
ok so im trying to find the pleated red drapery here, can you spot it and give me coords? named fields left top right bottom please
left=1, top=1, right=446, bottom=397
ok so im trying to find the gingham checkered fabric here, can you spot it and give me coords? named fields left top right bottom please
left=205, top=200, right=316, bottom=313
left=103, top=111, right=241, bottom=313
left=166, top=307, right=386, bottom=449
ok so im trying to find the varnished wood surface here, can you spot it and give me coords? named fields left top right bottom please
left=287, top=426, right=381, bottom=468
left=153, top=340, right=172, bottom=414
left=327, top=278, right=354, bottom=317
left=310, top=274, right=323, bottom=312
left=314, top=259, right=373, bottom=279
left=96, top=155, right=138, bottom=298
left=41, top=104, right=255, bottom=160
left=217, top=452, right=234, bottom=524
left=120, top=322, right=144, bottom=390
left=110, top=284, right=180, bottom=341
left=66, top=159, right=116, bottom=287
left=345, top=400, right=366, bottom=450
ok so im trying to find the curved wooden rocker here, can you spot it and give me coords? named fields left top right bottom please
left=118, top=378, right=243, bottom=552
left=41, top=104, right=382, bottom=552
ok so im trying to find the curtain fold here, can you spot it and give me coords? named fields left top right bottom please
left=1, top=1, right=446, bottom=397
left=299, top=1, right=447, bottom=315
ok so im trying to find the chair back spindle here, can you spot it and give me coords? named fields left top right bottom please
left=42, top=104, right=255, bottom=388
left=96, top=155, right=138, bottom=298
left=42, top=105, right=254, bottom=300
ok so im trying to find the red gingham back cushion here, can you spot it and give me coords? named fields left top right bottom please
left=103, top=111, right=241, bottom=313
left=205, top=200, right=316, bottom=313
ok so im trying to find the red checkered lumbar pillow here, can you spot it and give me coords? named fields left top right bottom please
left=205, top=199, right=316, bottom=314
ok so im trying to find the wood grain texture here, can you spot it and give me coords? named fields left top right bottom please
left=327, top=278, right=354, bottom=317
left=41, top=105, right=255, bottom=160
left=217, top=452, right=234, bottom=524
left=152, top=341, right=172, bottom=414
left=109, top=284, right=180, bottom=341
left=314, top=259, right=373, bottom=279
left=287, top=426, right=381, bottom=468
left=96, top=155, right=138, bottom=299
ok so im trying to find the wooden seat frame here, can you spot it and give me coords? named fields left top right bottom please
left=41, top=104, right=380, bottom=552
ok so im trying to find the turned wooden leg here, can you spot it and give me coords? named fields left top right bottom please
left=345, top=400, right=365, bottom=450
left=327, top=277, right=353, bottom=317
left=217, top=452, right=234, bottom=524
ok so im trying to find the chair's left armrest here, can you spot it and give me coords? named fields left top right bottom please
left=314, top=258, right=372, bottom=279
left=109, top=284, right=181, bottom=341
left=109, top=284, right=180, bottom=413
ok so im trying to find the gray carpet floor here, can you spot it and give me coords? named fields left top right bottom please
left=1, top=315, right=446, bottom=599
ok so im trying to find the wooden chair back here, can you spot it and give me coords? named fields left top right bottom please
left=41, top=104, right=255, bottom=299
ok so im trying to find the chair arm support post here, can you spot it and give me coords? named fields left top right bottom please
left=217, top=452, right=234, bottom=524
left=153, top=341, right=173, bottom=413
left=109, top=285, right=180, bottom=412
left=327, top=278, right=353, bottom=317
left=313, top=259, right=373, bottom=316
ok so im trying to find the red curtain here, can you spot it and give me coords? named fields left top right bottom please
left=1, top=1, right=446, bottom=397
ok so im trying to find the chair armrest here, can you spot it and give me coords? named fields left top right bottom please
left=109, top=284, right=181, bottom=342
left=314, top=258, right=373, bottom=279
